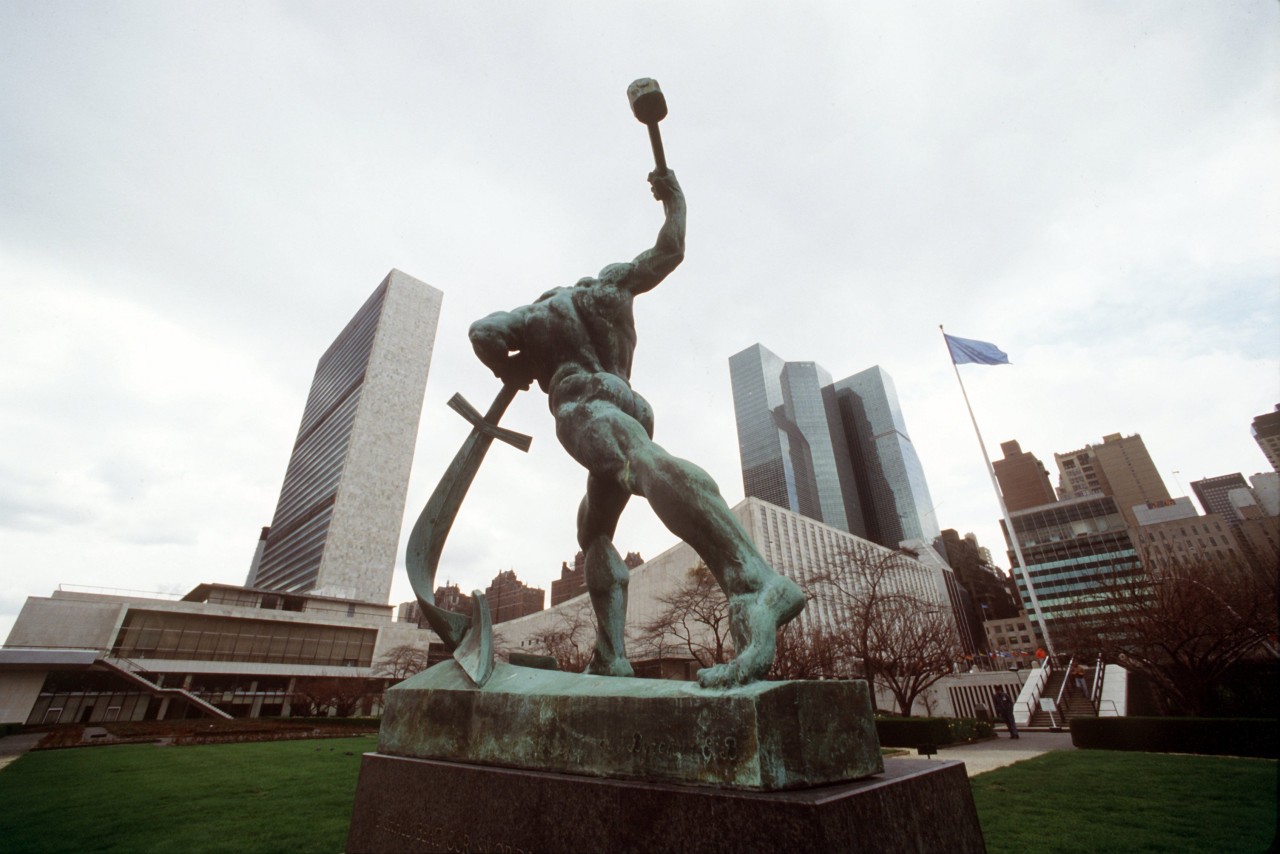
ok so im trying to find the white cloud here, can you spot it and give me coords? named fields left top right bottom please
left=1, top=1, right=1277, bottom=642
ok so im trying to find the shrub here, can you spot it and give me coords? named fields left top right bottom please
left=1070, top=716, right=1278, bottom=758
left=876, top=716, right=949, bottom=747
left=946, top=717, right=995, bottom=742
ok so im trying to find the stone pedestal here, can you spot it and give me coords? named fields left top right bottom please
left=349, top=662, right=985, bottom=852
left=377, top=661, right=882, bottom=790
left=345, top=755, right=986, bottom=853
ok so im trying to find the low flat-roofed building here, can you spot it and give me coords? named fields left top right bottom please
left=1, top=583, right=438, bottom=726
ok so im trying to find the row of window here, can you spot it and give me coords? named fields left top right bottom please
left=112, top=610, right=376, bottom=667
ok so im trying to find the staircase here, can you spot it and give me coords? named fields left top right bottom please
left=1029, top=666, right=1097, bottom=728
left=101, top=656, right=233, bottom=719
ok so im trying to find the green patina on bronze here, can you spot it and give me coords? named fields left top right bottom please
left=379, top=660, right=883, bottom=790
left=463, top=78, right=805, bottom=689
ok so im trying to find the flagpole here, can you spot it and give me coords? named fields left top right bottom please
left=939, top=325, right=1056, bottom=659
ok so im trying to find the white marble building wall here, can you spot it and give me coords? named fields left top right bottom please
left=315, top=270, right=442, bottom=605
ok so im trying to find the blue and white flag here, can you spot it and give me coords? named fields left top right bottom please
left=944, top=334, right=1010, bottom=366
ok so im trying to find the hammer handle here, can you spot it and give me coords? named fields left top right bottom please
left=647, top=122, right=667, bottom=175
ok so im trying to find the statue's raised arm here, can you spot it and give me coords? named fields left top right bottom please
left=624, top=170, right=685, bottom=296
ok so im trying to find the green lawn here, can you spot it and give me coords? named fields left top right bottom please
left=0, top=737, right=1275, bottom=853
left=0, top=735, right=374, bottom=853
left=971, top=750, right=1278, bottom=854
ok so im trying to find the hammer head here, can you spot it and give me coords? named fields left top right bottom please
left=627, top=78, right=667, bottom=125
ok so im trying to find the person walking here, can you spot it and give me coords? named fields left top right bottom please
left=992, top=686, right=1019, bottom=739
left=1070, top=662, right=1090, bottom=699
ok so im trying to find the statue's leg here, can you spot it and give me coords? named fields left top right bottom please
left=556, top=393, right=801, bottom=686
left=622, top=442, right=805, bottom=688
left=578, top=474, right=634, bottom=677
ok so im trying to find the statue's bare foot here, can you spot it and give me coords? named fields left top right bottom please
left=586, top=650, right=634, bottom=677
left=697, top=574, right=804, bottom=689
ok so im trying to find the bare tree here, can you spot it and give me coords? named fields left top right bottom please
left=1060, top=552, right=1278, bottom=716
left=634, top=563, right=734, bottom=668
left=864, top=595, right=963, bottom=716
left=519, top=599, right=596, bottom=673
left=373, top=644, right=431, bottom=681
left=769, top=620, right=850, bottom=681
left=290, top=677, right=379, bottom=717
left=808, top=547, right=963, bottom=715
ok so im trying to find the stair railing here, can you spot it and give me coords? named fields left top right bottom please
left=1055, top=656, right=1074, bottom=710
left=1090, top=655, right=1105, bottom=705
left=1014, top=657, right=1053, bottom=726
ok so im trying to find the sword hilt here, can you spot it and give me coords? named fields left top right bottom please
left=447, top=385, right=532, bottom=452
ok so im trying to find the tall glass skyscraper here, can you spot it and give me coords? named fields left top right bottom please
left=827, top=366, right=941, bottom=546
left=248, top=270, right=442, bottom=605
left=729, top=345, right=940, bottom=549
left=728, top=345, right=851, bottom=534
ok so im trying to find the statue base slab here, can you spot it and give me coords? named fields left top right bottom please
left=376, top=660, right=881, bottom=791
left=345, top=754, right=986, bottom=853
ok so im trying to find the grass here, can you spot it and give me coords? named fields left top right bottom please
left=0, top=737, right=1275, bottom=853
left=971, top=749, right=1278, bottom=854
left=0, top=735, right=374, bottom=853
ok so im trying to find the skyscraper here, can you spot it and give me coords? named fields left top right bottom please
left=728, top=344, right=939, bottom=549
left=728, top=345, right=852, bottom=533
left=1054, top=433, right=1170, bottom=526
left=827, top=366, right=940, bottom=545
left=249, top=270, right=442, bottom=605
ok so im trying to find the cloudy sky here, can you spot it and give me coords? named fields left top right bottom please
left=2, top=2, right=1276, bottom=641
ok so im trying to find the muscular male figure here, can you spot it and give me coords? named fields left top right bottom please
left=469, top=170, right=803, bottom=688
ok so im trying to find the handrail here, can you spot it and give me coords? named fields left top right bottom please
left=99, top=655, right=233, bottom=720
left=1090, top=655, right=1105, bottom=704
left=1015, top=658, right=1052, bottom=724
left=1055, top=656, right=1073, bottom=709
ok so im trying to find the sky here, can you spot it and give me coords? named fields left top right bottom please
left=1, top=2, right=1277, bottom=642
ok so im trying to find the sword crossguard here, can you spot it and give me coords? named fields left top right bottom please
left=447, top=393, right=532, bottom=452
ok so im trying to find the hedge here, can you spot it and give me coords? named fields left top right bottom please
left=875, top=716, right=994, bottom=748
left=1069, top=716, right=1278, bottom=759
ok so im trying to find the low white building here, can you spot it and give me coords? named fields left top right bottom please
left=497, top=497, right=966, bottom=686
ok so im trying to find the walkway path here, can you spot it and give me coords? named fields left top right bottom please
left=894, top=730, right=1076, bottom=777
left=0, top=732, right=44, bottom=772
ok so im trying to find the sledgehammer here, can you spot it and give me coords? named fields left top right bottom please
left=627, top=78, right=669, bottom=175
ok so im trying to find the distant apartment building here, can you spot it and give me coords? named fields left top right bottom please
left=1054, top=433, right=1170, bottom=527
left=982, top=613, right=1042, bottom=658
left=550, top=550, right=643, bottom=606
left=992, top=440, right=1057, bottom=512
left=1128, top=497, right=1244, bottom=571
left=1191, top=473, right=1251, bottom=527
left=728, top=344, right=940, bottom=549
left=249, top=270, right=443, bottom=605
left=939, top=529, right=1021, bottom=653
left=1252, top=404, right=1280, bottom=472
left=484, top=570, right=545, bottom=624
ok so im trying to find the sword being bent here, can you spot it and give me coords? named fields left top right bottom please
left=404, top=382, right=531, bottom=687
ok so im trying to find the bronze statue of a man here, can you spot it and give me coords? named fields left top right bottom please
left=469, top=170, right=803, bottom=688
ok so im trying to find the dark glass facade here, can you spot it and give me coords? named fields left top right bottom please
left=827, top=366, right=940, bottom=546
left=111, top=609, right=376, bottom=667
left=729, top=346, right=940, bottom=549
left=729, top=345, right=850, bottom=532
